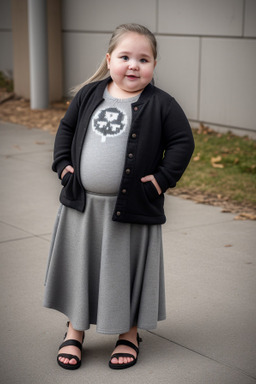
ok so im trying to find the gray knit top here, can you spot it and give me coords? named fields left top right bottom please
left=80, top=87, right=140, bottom=194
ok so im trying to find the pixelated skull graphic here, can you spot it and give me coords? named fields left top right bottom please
left=93, top=107, right=127, bottom=142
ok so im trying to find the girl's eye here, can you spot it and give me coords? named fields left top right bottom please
left=121, top=56, right=129, bottom=61
left=140, top=58, right=148, bottom=63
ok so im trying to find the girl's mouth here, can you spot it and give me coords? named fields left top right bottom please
left=126, top=75, right=139, bottom=79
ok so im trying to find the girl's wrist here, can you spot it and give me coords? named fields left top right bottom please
left=61, top=165, right=74, bottom=180
left=61, top=168, right=67, bottom=180
left=152, top=178, right=162, bottom=195
left=141, top=174, right=162, bottom=195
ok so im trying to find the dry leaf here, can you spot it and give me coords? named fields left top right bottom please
left=211, top=155, right=224, bottom=168
left=211, top=155, right=222, bottom=163
left=224, top=244, right=232, bottom=247
left=222, top=209, right=232, bottom=213
left=212, top=163, right=224, bottom=168
left=234, top=213, right=256, bottom=220
left=193, top=153, right=200, bottom=161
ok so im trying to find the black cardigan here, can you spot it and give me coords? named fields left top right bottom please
left=52, top=77, right=194, bottom=224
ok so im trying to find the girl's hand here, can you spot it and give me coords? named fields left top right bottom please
left=141, top=175, right=162, bottom=195
left=61, top=165, right=74, bottom=180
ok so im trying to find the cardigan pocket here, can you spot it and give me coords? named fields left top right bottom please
left=61, top=171, right=72, bottom=186
left=60, top=172, right=76, bottom=201
left=143, top=180, right=160, bottom=202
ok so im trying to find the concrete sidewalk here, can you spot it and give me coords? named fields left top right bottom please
left=0, top=121, right=255, bottom=384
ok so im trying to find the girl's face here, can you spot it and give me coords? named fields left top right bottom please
left=106, top=32, right=156, bottom=98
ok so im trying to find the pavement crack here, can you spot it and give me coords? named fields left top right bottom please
left=0, top=235, right=35, bottom=244
left=147, top=331, right=256, bottom=381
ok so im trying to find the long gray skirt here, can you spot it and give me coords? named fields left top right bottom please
left=44, top=192, right=166, bottom=334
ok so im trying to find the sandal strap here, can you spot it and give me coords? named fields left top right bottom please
left=115, top=339, right=139, bottom=355
left=58, top=339, right=82, bottom=351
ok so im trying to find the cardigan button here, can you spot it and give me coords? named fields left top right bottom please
left=128, top=153, right=134, bottom=159
left=134, top=106, right=138, bottom=111
left=125, top=168, right=131, bottom=174
left=116, top=211, right=121, bottom=216
left=122, top=189, right=127, bottom=194
left=131, top=133, right=137, bottom=139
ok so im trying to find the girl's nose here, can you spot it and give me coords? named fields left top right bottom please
left=128, top=60, right=138, bottom=70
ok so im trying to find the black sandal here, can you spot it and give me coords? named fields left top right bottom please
left=109, top=333, right=142, bottom=370
left=57, top=322, right=84, bottom=370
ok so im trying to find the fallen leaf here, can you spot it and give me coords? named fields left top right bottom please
left=212, top=163, right=224, bottom=168
left=211, top=155, right=222, bottom=163
left=224, top=244, right=232, bottom=247
left=193, top=153, right=200, bottom=161
left=211, top=155, right=224, bottom=168
left=234, top=213, right=256, bottom=220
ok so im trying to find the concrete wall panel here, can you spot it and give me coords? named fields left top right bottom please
left=0, top=0, right=12, bottom=29
left=11, top=0, right=30, bottom=99
left=5, top=0, right=256, bottom=133
left=63, top=32, right=111, bottom=95
left=62, top=0, right=156, bottom=32
left=0, top=0, right=13, bottom=72
left=244, top=0, right=256, bottom=37
left=200, top=38, right=256, bottom=131
left=158, top=0, right=243, bottom=36
left=155, top=36, right=199, bottom=119
left=47, top=0, right=63, bottom=101
left=0, top=32, right=13, bottom=71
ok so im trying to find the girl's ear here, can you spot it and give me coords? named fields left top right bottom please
left=154, top=60, right=157, bottom=69
left=106, top=53, right=111, bottom=69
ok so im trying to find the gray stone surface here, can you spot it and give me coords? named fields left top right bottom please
left=0, top=121, right=255, bottom=384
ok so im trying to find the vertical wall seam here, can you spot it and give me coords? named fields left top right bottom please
left=155, top=0, right=159, bottom=33
left=242, top=0, right=246, bottom=37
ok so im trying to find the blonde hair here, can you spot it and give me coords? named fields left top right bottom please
left=71, top=23, right=157, bottom=95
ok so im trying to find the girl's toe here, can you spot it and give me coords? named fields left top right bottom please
left=111, top=357, right=118, bottom=364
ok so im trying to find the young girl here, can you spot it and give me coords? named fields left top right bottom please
left=44, top=23, right=194, bottom=371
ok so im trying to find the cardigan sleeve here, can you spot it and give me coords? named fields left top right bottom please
left=154, top=98, right=195, bottom=193
left=52, top=91, right=81, bottom=179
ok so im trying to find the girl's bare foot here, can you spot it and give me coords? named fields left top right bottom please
left=58, top=322, right=84, bottom=367
left=110, top=326, right=139, bottom=366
